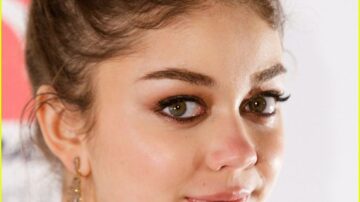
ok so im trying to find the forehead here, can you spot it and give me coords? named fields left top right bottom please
left=98, top=4, right=283, bottom=94
left=130, top=4, right=282, bottom=81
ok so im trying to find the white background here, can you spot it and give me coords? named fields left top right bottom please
left=269, top=0, right=358, bottom=202
left=3, top=0, right=358, bottom=201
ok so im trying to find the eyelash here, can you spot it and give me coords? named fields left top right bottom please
left=154, top=91, right=290, bottom=124
left=154, top=95, right=207, bottom=123
left=240, top=90, right=290, bottom=117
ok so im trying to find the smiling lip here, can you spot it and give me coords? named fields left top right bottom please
left=186, top=190, right=251, bottom=202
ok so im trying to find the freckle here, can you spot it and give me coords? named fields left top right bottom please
left=202, top=182, right=206, bottom=187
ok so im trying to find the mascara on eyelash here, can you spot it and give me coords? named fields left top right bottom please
left=257, top=90, right=291, bottom=102
left=153, top=95, right=207, bottom=123
left=157, top=95, right=204, bottom=108
left=239, top=90, right=290, bottom=118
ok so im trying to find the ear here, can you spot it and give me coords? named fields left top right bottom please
left=35, top=85, right=91, bottom=176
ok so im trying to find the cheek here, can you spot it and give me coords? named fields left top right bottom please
left=257, top=131, right=284, bottom=181
left=253, top=121, right=284, bottom=199
left=86, top=106, right=191, bottom=201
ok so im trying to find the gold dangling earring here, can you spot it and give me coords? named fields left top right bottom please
left=69, top=157, right=82, bottom=202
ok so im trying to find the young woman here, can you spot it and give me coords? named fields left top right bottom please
left=25, top=0, right=290, bottom=201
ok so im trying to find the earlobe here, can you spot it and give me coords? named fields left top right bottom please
left=78, top=150, right=91, bottom=177
left=35, top=85, right=91, bottom=176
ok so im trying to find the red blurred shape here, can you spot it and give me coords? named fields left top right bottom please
left=2, top=21, right=32, bottom=121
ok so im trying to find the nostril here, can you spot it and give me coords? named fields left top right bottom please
left=217, top=165, right=226, bottom=171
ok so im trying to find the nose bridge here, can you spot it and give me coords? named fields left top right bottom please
left=205, top=114, right=258, bottom=171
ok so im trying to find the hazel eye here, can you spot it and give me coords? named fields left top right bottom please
left=245, top=95, right=276, bottom=115
left=167, top=101, right=187, bottom=117
left=241, top=90, right=290, bottom=117
left=156, top=95, right=207, bottom=122
left=162, top=100, right=203, bottom=118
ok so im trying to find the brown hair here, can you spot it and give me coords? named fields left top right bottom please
left=25, top=0, right=285, bottom=164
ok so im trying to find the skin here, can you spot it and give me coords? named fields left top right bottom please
left=36, top=4, right=287, bottom=202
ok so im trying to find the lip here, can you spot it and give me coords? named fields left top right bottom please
left=186, top=189, right=251, bottom=202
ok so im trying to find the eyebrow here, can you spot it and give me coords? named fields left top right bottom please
left=138, top=63, right=286, bottom=87
left=139, top=68, right=216, bottom=87
left=251, top=63, right=287, bottom=85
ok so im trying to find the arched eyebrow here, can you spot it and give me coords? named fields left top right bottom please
left=138, top=67, right=216, bottom=87
left=251, top=63, right=287, bottom=85
left=138, top=63, right=286, bottom=87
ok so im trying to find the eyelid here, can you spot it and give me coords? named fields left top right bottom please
left=153, top=90, right=290, bottom=124
left=246, top=89, right=290, bottom=101
left=154, top=95, right=208, bottom=124
left=240, top=89, right=290, bottom=116
left=157, top=95, right=207, bottom=109
left=257, top=90, right=290, bottom=101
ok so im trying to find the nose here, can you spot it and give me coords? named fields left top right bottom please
left=205, top=119, right=258, bottom=172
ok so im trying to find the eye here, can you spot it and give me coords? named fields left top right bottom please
left=156, top=95, right=206, bottom=122
left=163, top=100, right=202, bottom=118
left=245, top=95, right=276, bottom=115
left=241, top=90, right=290, bottom=117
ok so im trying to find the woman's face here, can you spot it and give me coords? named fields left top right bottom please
left=86, top=5, right=286, bottom=202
